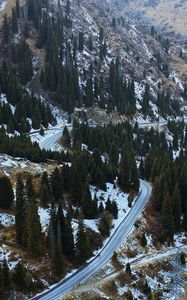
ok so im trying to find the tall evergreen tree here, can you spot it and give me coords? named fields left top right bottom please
left=0, top=176, right=14, bottom=209
left=172, top=185, right=181, bottom=232
left=3, top=14, right=10, bottom=44
left=13, top=262, right=26, bottom=291
left=50, top=168, right=63, bottom=202
left=76, top=217, right=91, bottom=264
left=15, top=176, right=27, bottom=245
left=81, top=182, right=94, bottom=219
left=142, top=83, right=150, bottom=115
left=27, top=196, right=42, bottom=257
left=161, top=192, right=175, bottom=241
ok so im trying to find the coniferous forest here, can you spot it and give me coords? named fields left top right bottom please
left=0, top=0, right=186, bottom=298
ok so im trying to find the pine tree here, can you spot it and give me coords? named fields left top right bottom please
left=16, top=0, right=20, bottom=18
left=84, top=78, right=93, bottom=107
left=15, top=175, right=27, bottom=245
left=0, top=176, right=14, bottom=209
left=39, top=126, right=44, bottom=136
left=62, top=126, right=71, bottom=147
left=26, top=175, right=35, bottom=199
left=161, top=192, right=175, bottom=241
left=182, top=206, right=187, bottom=231
left=71, top=167, right=82, bottom=205
left=109, top=142, right=119, bottom=166
left=66, top=0, right=70, bottom=15
left=0, top=264, right=4, bottom=291
left=126, top=262, right=131, bottom=277
left=94, top=167, right=106, bottom=190
left=2, top=259, right=9, bottom=288
left=79, top=32, right=84, bottom=52
left=172, top=185, right=181, bottom=232
left=47, top=205, right=56, bottom=260
left=98, top=202, right=104, bottom=215
left=142, top=83, right=150, bottom=115
left=88, top=34, right=93, bottom=52
left=99, top=27, right=104, bottom=44
left=13, top=262, right=26, bottom=291
left=50, top=168, right=63, bottom=202
left=40, top=183, right=50, bottom=207
left=76, top=217, right=91, bottom=264
left=140, top=233, right=147, bottom=247
left=139, top=158, right=145, bottom=178
left=56, top=204, right=66, bottom=253
left=12, top=8, right=18, bottom=33
left=98, top=211, right=111, bottom=237
left=3, top=14, right=10, bottom=44
left=118, top=152, right=132, bottom=192
left=111, top=200, right=118, bottom=219
left=63, top=213, right=74, bottom=257
left=151, top=25, right=155, bottom=36
left=27, top=196, right=42, bottom=257
left=81, top=182, right=94, bottom=219
left=131, top=159, right=140, bottom=192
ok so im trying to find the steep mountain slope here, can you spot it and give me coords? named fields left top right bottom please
left=0, top=1, right=186, bottom=300
left=0, top=0, right=186, bottom=126
left=110, top=0, right=187, bottom=41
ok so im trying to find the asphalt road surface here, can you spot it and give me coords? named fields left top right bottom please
left=31, top=179, right=152, bottom=300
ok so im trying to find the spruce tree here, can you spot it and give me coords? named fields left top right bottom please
left=3, top=14, right=10, bottom=44
left=182, top=206, right=187, bottom=231
left=0, top=176, right=14, bottom=209
left=81, top=182, right=94, bottom=219
left=40, top=183, right=50, bottom=207
left=126, top=262, right=131, bottom=277
left=13, top=262, right=26, bottom=291
left=71, top=167, right=82, bottom=205
left=12, top=8, right=18, bottom=33
left=27, top=196, right=42, bottom=257
left=50, top=168, right=63, bottom=202
left=15, top=176, right=27, bottom=245
left=62, top=126, right=71, bottom=148
left=118, top=152, right=132, bottom=192
left=161, top=192, right=175, bottom=241
left=172, top=185, right=181, bottom=232
left=16, top=0, right=20, bottom=18
left=2, top=259, right=9, bottom=288
left=56, top=204, right=66, bottom=253
left=79, top=32, right=84, bottom=52
left=131, top=159, right=140, bottom=192
left=76, top=217, right=91, bottom=264
left=142, top=83, right=150, bottom=115
left=47, top=205, right=56, bottom=260
left=63, top=213, right=74, bottom=257
left=88, top=34, right=93, bottom=52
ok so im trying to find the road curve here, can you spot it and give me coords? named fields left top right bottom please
left=38, top=125, right=73, bottom=151
left=40, top=131, right=63, bottom=151
left=36, top=117, right=187, bottom=151
left=31, top=179, right=152, bottom=300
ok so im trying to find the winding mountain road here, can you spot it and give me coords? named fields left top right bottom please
left=31, top=179, right=152, bottom=300
left=37, top=117, right=187, bottom=151
left=40, top=131, right=63, bottom=151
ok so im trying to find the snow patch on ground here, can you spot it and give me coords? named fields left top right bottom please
left=0, top=1, right=6, bottom=12
left=38, top=207, right=51, bottom=234
left=0, top=213, right=15, bottom=227
left=90, top=182, right=130, bottom=232
left=169, top=71, right=184, bottom=91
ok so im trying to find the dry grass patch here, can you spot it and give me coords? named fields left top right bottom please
left=117, top=271, right=131, bottom=287
left=124, top=248, right=138, bottom=258
left=101, top=280, right=118, bottom=299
